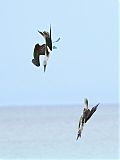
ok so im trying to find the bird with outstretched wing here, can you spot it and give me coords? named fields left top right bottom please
left=32, top=25, right=60, bottom=72
left=76, top=99, right=100, bottom=140
left=84, top=103, right=99, bottom=123
left=32, top=26, right=52, bottom=68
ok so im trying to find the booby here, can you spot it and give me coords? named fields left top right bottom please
left=76, top=98, right=100, bottom=140
left=32, top=26, right=60, bottom=72
left=32, top=25, right=52, bottom=72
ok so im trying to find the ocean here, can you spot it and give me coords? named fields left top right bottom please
left=0, top=104, right=119, bottom=159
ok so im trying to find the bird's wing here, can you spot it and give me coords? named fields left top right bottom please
left=45, top=25, right=52, bottom=51
left=85, top=103, right=100, bottom=123
left=32, top=44, right=41, bottom=66
left=90, top=103, right=99, bottom=115
left=49, top=25, right=52, bottom=51
left=84, top=109, right=90, bottom=123
left=76, top=116, right=84, bottom=140
left=39, top=44, right=46, bottom=55
left=78, top=115, right=85, bottom=129
left=78, top=116, right=82, bottom=129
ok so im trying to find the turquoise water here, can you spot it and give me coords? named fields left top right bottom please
left=0, top=105, right=119, bottom=159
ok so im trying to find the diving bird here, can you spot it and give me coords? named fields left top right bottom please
left=32, top=25, right=52, bottom=72
left=32, top=25, right=60, bottom=72
left=76, top=98, right=100, bottom=140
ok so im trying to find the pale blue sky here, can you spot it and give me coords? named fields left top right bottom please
left=0, top=0, right=118, bottom=106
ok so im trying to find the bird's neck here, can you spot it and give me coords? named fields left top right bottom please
left=84, top=104, right=88, bottom=110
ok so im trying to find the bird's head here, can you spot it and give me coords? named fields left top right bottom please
left=84, top=98, right=88, bottom=109
left=43, top=31, right=49, bottom=38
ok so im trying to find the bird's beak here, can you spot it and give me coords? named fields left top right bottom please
left=44, top=64, right=46, bottom=72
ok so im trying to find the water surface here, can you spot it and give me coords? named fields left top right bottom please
left=0, top=104, right=119, bottom=159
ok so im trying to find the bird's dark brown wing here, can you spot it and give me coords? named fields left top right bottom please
left=85, top=103, right=100, bottom=123
left=39, top=44, right=46, bottom=55
left=32, top=44, right=40, bottom=66
left=48, top=25, right=52, bottom=51
left=32, top=44, right=45, bottom=67
left=78, top=116, right=81, bottom=129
